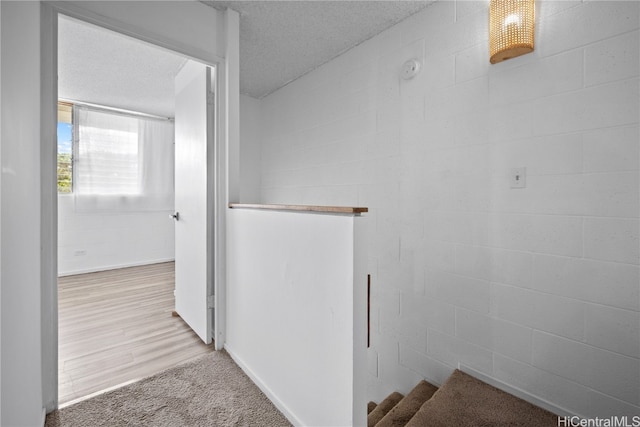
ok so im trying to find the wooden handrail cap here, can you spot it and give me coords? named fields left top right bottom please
left=228, top=203, right=368, bottom=214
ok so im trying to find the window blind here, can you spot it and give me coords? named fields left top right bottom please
left=75, top=107, right=140, bottom=195
left=73, top=104, right=174, bottom=212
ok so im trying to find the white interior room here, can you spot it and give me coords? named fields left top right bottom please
left=57, top=15, right=181, bottom=276
left=55, top=15, right=222, bottom=406
left=1, top=1, right=638, bottom=426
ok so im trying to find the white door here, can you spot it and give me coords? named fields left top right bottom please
left=173, top=60, right=214, bottom=344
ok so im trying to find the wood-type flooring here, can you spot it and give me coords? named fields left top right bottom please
left=58, top=262, right=213, bottom=405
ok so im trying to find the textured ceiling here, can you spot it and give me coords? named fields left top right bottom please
left=58, top=1, right=434, bottom=115
left=58, top=15, right=187, bottom=118
left=203, top=1, right=433, bottom=98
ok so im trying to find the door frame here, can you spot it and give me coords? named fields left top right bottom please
left=40, top=2, right=237, bottom=411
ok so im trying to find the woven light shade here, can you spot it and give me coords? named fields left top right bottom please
left=489, top=0, right=535, bottom=64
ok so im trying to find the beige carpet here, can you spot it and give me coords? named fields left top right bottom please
left=406, top=369, right=558, bottom=427
left=375, top=380, right=438, bottom=427
left=368, top=392, right=404, bottom=427
left=46, top=350, right=292, bottom=427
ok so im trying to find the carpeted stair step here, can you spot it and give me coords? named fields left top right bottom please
left=367, top=401, right=377, bottom=414
left=367, top=392, right=404, bottom=427
left=405, top=369, right=558, bottom=427
left=375, top=380, right=438, bottom=427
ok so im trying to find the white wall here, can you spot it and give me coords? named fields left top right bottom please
left=239, top=94, right=262, bottom=202
left=258, top=0, right=640, bottom=419
left=54, top=0, right=226, bottom=65
left=0, top=1, right=3, bottom=422
left=226, top=208, right=366, bottom=427
left=0, top=1, right=230, bottom=423
left=58, top=196, right=174, bottom=275
left=1, top=2, right=44, bottom=425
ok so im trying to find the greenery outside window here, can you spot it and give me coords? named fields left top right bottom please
left=57, top=102, right=73, bottom=193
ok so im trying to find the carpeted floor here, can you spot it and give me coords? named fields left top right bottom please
left=368, top=369, right=559, bottom=427
left=46, top=350, right=292, bottom=427
left=406, top=369, right=558, bottom=427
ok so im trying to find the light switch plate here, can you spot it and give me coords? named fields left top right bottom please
left=510, top=167, right=526, bottom=188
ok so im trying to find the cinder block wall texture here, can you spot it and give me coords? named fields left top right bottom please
left=252, top=1, right=639, bottom=418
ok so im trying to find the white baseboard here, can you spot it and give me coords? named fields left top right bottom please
left=40, top=407, right=46, bottom=426
left=224, top=344, right=303, bottom=427
left=58, top=258, right=175, bottom=277
left=459, top=364, right=575, bottom=418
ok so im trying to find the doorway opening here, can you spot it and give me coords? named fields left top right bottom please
left=56, top=15, right=215, bottom=406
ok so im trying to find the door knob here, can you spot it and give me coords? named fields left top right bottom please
left=171, top=212, right=180, bottom=221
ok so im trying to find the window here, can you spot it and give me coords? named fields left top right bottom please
left=75, top=107, right=141, bottom=195
left=59, top=101, right=175, bottom=212
left=57, top=102, right=73, bottom=193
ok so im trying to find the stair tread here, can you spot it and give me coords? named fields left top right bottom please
left=367, top=401, right=377, bottom=415
left=375, top=380, right=438, bottom=427
left=406, top=370, right=558, bottom=427
left=367, top=392, right=404, bottom=427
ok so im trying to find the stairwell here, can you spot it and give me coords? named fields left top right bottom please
left=367, top=370, right=559, bottom=427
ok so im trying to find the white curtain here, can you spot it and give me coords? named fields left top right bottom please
left=73, top=105, right=174, bottom=212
